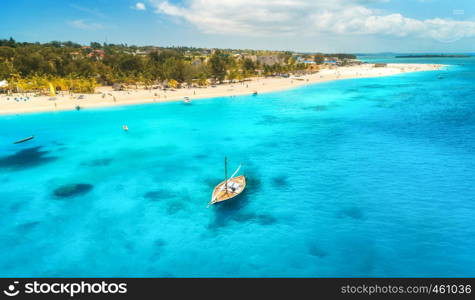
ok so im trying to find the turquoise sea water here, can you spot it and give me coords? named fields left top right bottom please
left=1, top=57, right=474, bottom=277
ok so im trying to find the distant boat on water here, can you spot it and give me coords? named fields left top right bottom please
left=184, top=97, right=192, bottom=104
left=208, top=157, right=246, bottom=207
left=13, top=136, right=34, bottom=144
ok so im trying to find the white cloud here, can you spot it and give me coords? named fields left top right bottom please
left=68, top=19, right=104, bottom=30
left=134, top=2, right=147, bottom=11
left=149, top=0, right=475, bottom=42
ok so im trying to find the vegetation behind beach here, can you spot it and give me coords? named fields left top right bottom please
left=0, top=38, right=356, bottom=94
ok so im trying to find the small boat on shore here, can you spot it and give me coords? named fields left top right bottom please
left=208, top=157, right=246, bottom=207
left=14, top=136, right=34, bottom=144
left=184, top=97, right=192, bottom=104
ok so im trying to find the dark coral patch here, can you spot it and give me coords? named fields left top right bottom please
left=255, top=115, right=293, bottom=126
left=0, top=147, right=56, bottom=170
left=348, top=96, right=361, bottom=101
left=303, top=105, right=328, bottom=112
left=17, top=221, right=41, bottom=232
left=167, top=201, right=186, bottom=214
left=257, top=141, right=279, bottom=148
left=81, top=158, right=113, bottom=167
left=345, top=88, right=360, bottom=94
left=194, top=154, right=208, bottom=160
left=154, top=239, right=167, bottom=248
left=10, top=202, right=26, bottom=212
left=339, top=207, right=365, bottom=220
left=271, top=175, right=289, bottom=188
left=143, top=190, right=176, bottom=201
left=233, top=212, right=277, bottom=226
left=53, top=183, right=93, bottom=198
left=361, top=84, right=385, bottom=89
left=308, top=243, right=328, bottom=258
left=210, top=210, right=277, bottom=230
left=151, top=239, right=167, bottom=260
left=255, top=214, right=277, bottom=225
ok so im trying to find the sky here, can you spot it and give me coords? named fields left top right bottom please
left=0, top=0, right=474, bottom=53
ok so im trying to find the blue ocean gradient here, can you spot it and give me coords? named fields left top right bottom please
left=1, top=57, right=474, bottom=277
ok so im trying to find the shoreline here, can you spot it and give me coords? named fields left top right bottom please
left=0, top=63, right=443, bottom=116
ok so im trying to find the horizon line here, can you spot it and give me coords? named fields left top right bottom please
left=1, top=37, right=474, bottom=55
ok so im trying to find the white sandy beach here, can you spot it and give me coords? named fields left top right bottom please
left=0, top=63, right=442, bottom=115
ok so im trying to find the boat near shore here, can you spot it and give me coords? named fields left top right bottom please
left=13, top=135, right=34, bottom=144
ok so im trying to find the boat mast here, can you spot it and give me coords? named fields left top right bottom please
left=224, top=156, right=228, bottom=194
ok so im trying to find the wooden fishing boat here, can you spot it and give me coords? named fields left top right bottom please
left=208, top=157, right=246, bottom=207
left=13, top=136, right=34, bottom=144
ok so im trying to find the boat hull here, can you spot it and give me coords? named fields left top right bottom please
left=209, top=175, right=246, bottom=205
left=13, top=136, right=34, bottom=144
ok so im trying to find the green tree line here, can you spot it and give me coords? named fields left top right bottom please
left=0, top=38, right=353, bottom=93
